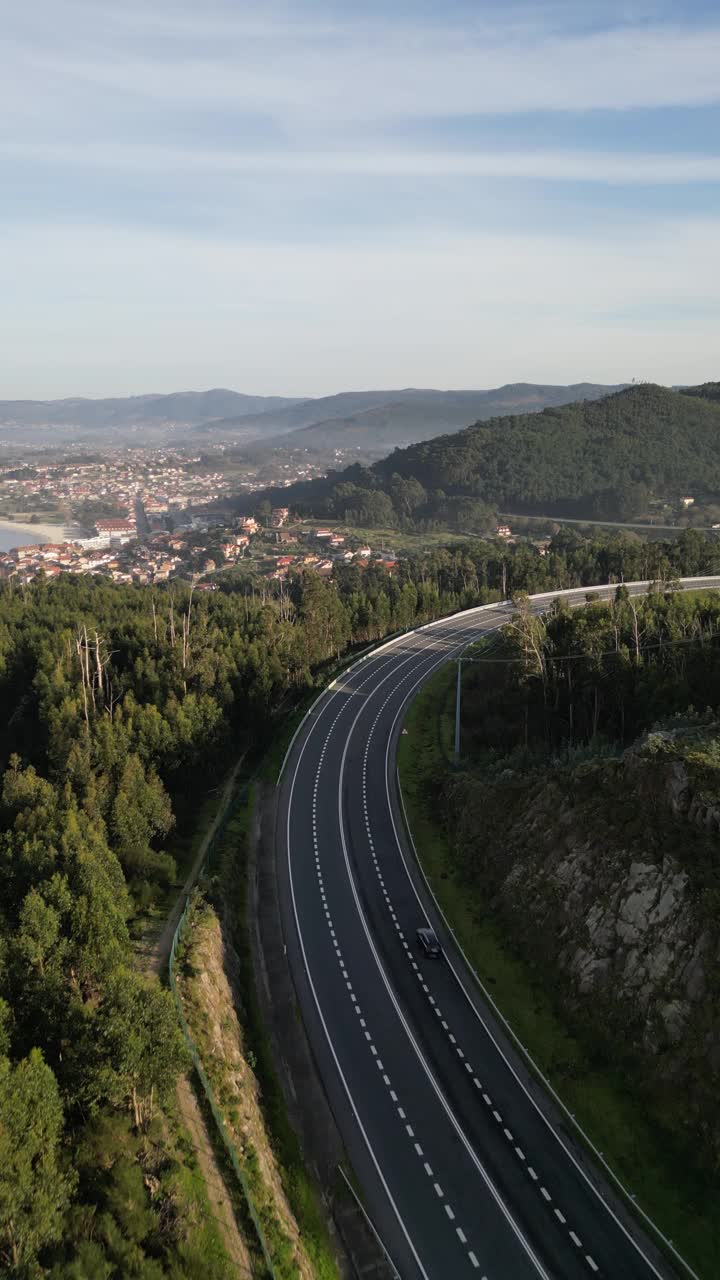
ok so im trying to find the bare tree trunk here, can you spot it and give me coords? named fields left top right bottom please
left=131, top=1084, right=141, bottom=1131
left=94, top=631, right=104, bottom=705
left=76, top=633, right=90, bottom=729
left=629, top=600, right=642, bottom=664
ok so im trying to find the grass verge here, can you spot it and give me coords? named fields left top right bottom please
left=398, top=662, right=719, bottom=1280
left=208, top=788, right=341, bottom=1280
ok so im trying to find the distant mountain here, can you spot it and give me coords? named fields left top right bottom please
left=244, top=383, right=720, bottom=527
left=0, top=390, right=304, bottom=441
left=202, top=389, right=418, bottom=438
left=0, top=381, right=630, bottom=456
left=277, top=383, right=629, bottom=453
left=680, top=382, right=720, bottom=405
left=202, top=383, right=627, bottom=455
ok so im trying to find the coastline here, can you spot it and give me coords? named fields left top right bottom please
left=0, top=518, right=87, bottom=552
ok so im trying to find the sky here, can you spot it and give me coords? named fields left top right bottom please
left=3, top=0, right=720, bottom=398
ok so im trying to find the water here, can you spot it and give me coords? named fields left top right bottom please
left=0, top=520, right=83, bottom=553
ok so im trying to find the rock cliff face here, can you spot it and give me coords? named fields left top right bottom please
left=450, top=730, right=720, bottom=1162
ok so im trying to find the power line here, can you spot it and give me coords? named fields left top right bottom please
left=458, top=628, right=720, bottom=667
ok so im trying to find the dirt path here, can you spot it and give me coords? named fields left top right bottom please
left=176, top=1076, right=254, bottom=1279
left=134, top=755, right=252, bottom=1276
left=137, top=755, right=245, bottom=978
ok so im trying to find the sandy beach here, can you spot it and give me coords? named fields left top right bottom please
left=0, top=519, right=86, bottom=553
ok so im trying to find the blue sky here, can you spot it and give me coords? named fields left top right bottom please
left=3, top=0, right=720, bottom=397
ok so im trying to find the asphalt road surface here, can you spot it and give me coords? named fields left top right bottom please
left=277, top=578, right=720, bottom=1279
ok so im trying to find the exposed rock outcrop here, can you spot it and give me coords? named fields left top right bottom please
left=448, top=730, right=720, bottom=1163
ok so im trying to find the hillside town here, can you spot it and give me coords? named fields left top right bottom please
left=0, top=501, right=403, bottom=586
left=0, top=450, right=231, bottom=518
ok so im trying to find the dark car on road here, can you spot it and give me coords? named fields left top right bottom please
left=416, top=926, right=442, bottom=958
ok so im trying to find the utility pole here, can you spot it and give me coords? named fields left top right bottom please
left=454, top=656, right=463, bottom=766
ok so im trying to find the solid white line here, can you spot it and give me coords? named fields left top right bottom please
left=284, top=683, right=431, bottom=1279
left=383, top=596, right=711, bottom=1280
left=336, top=638, right=551, bottom=1280
left=282, top=581, right=718, bottom=1280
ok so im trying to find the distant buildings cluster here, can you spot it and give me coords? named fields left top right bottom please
left=0, top=452, right=231, bottom=522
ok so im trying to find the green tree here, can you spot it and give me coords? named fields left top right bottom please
left=92, top=970, right=188, bottom=1130
left=0, top=1049, right=75, bottom=1275
left=111, top=756, right=175, bottom=884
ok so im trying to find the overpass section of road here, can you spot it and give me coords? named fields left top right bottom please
left=276, top=579, right=720, bottom=1279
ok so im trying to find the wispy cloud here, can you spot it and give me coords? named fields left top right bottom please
left=4, top=1, right=720, bottom=394
left=4, top=141, right=720, bottom=185
left=5, top=9, right=720, bottom=127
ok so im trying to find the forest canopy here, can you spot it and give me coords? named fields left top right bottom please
left=246, top=383, right=720, bottom=526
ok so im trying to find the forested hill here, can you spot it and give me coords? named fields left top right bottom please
left=377, top=383, right=720, bottom=501
left=256, top=383, right=720, bottom=527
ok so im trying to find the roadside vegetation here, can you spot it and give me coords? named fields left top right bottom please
left=398, top=587, right=720, bottom=1278
left=3, top=530, right=720, bottom=1275
left=193, top=792, right=340, bottom=1279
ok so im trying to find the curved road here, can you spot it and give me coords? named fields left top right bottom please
left=277, top=578, right=719, bottom=1279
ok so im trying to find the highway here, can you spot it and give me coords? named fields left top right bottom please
left=277, top=578, right=720, bottom=1279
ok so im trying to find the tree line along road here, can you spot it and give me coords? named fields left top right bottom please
left=276, top=579, right=720, bottom=1280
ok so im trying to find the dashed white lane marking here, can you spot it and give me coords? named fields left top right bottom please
left=570, top=1231, right=582, bottom=1247
left=540, top=1186, right=551, bottom=1202
left=555, top=1209, right=566, bottom=1225
left=586, top=1256, right=599, bottom=1273
left=314, top=643, right=577, bottom=1275
left=528, top=1167, right=538, bottom=1181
